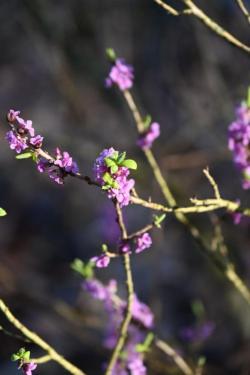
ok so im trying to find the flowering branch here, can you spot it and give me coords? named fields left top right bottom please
left=154, top=0, right=250, bottom=54
left=104, top=202, right=134, bottom=375
left=120, top=86, right=250, bottom=305
left=0, top=299, right=86, bottom=375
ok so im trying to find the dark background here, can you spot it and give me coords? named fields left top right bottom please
left=0, top=1, right=250, bottom=374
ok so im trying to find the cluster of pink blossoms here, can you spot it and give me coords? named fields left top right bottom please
left=228, top=102, right=250, bottom=189
left=92, top=232, right=153, bottom=269
left=83, top=278, right=154, bottom=375
left=6, top=109, right=78, bottom=184
left=106, top=58, right=134, bottom=91
left=6, top=110, right=43, bottom=153
left=93, top=148, right=135, bottom=207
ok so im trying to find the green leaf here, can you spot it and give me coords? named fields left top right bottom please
left=110, top=165, right=119, bottom=174
left=121, top=159, right=137, bottom=170
left=104, top=157, right=117, bottom=168
left=153, top=214, right=166, bottom=228
left=103, top=172, right=113, bottom=185
left=71, top=258, right=94, bottom=279
left=117, top=152, right=126, bottom=164
left=247, top=87, right=250, bottom=108
left=23, top=351, right=30, bottom=361
left=135, top=332, right=154, bottom=353
left=102, top=244, right=108, bottom=253
left=106, top=48, right=117, bottom=62
left=112, top=151, right=119, bottom=160
left=11, top=354, right=20, bottom=362
left=191, top=300, right=205, bottom=319
left=0, top=208, right=7, bottom=217
left=143, top=115, right=152, bottom=130
left=16, top=152, right=33, bottom=160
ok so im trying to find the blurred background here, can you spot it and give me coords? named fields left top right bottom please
left=0, top=0, right=250, bottom=374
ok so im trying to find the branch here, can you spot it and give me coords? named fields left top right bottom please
left=154, top=0, right=250, bottom=54
left=155, top=338, right=194, bottom=375
left=0, top=299, right=86, bottom=375
left=235, top=0, right=250, bottom=24
left=104, top=202, right=134, bottom=375
left=122, top=89, right=250, bottom=306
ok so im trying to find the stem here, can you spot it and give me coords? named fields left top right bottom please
left=155, top=338, right=194, bottom=375
left=0, top=299, right=86, bottom=375
left=235, top=0, right=250, bottom=24
left=104, top=203, right=134, bottom=375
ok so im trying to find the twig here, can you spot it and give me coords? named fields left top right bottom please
left=0, top=299, right=86, bottom=375
left=30, top=354, right=52, bottom=364
left=154, top=0, right=250, bottom=54
left=235, top=0, right=250, bottom=24
left=203, top=168, right=221, bottom=199
left=155, top=338, right=194, bottom=375
left=104, top=202, right=134, bottom=375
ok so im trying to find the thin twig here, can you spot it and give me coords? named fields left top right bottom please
left=0, top=299, right=86, bottom=375
left=30, top=354, right=52, bottom=364
left=235, top=0, right=250, bottom=24
left=154, top=0, right=250, bottom=54
left=104, top=202, right=134, bottom=375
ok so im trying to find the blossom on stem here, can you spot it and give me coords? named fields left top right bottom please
left=37, top=148, right=78, bottom=185
left=228, top=102, right=250, bottom=189
left=91, top=254, right=110, bottom=268
left=135, top=233, right=152, bottom=254
left=93, top=148, right=135, bottom=207
left=137, top=123, right=160, bottom=150
left=6, top=130, right=28, bottom=153
left=21, top=362, right=37, bottom=375
left=106, top=58, right=134, bottom=91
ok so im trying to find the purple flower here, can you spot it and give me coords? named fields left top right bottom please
left=83, top=279, right=107, bottom=300
left=21, top=362, right=37, bottom=375
left=106, top=58, right=134, bottom=91
left=180, top=321, right=215, bottom=343
left=30, top=135, right=43, bottom=148
left=91, top=254, right=110, bottom=268
left=132, top=295, right=154, bottom=328
left=135, top=233, right=152, bottom=254
left=7, top=109, right=20, bottom=123
left=137, top=123, right=160, bottom=150
left=128, top=357, right=147, bottom=375
left=93, top=149, right=135, bottom=207
left=228, top=102, right=250, bottom=189
left=54, top=148, right=79, bottom=174
left=16, top=117, right=35, bottom=137
left=37, top=148, right=78, bottom=184
left=93, top=147, right=116, bottom=183
left=119, top=241, right=131, bottom=254
left=6, top=131, right=27, bottom=153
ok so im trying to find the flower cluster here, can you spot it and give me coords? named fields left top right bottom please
left=106, top=58, right=134, bottom=91
left=228, top=102, right=250, bottom=189
left=38, top=147, right=79, bottom=185
left=6, top=110, right=43, bottom=153
left=137, top=122, right=160, bottom=150
left=83, top=278, right=154, bottom=374
left=92, top=232, right=153, bottom=269
left=93, top=148, right=136, bottom=207
left=6, top=110, right=78, bottom=185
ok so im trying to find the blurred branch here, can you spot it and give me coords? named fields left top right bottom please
left=104, top=202, right=134, bottom=375
left=0, top=299, right=86, bottom=375
left=30, top=354, right=52, bottom=364
left=235, top=0, right=250, bottom=23
left=155, top=338, right=194, bottom=375
left=154, top=0, right=250, bottom=53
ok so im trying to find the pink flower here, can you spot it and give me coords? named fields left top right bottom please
left=21, top=362, right=37, bottom=375
left=106, top=58, right=134, bottom=91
